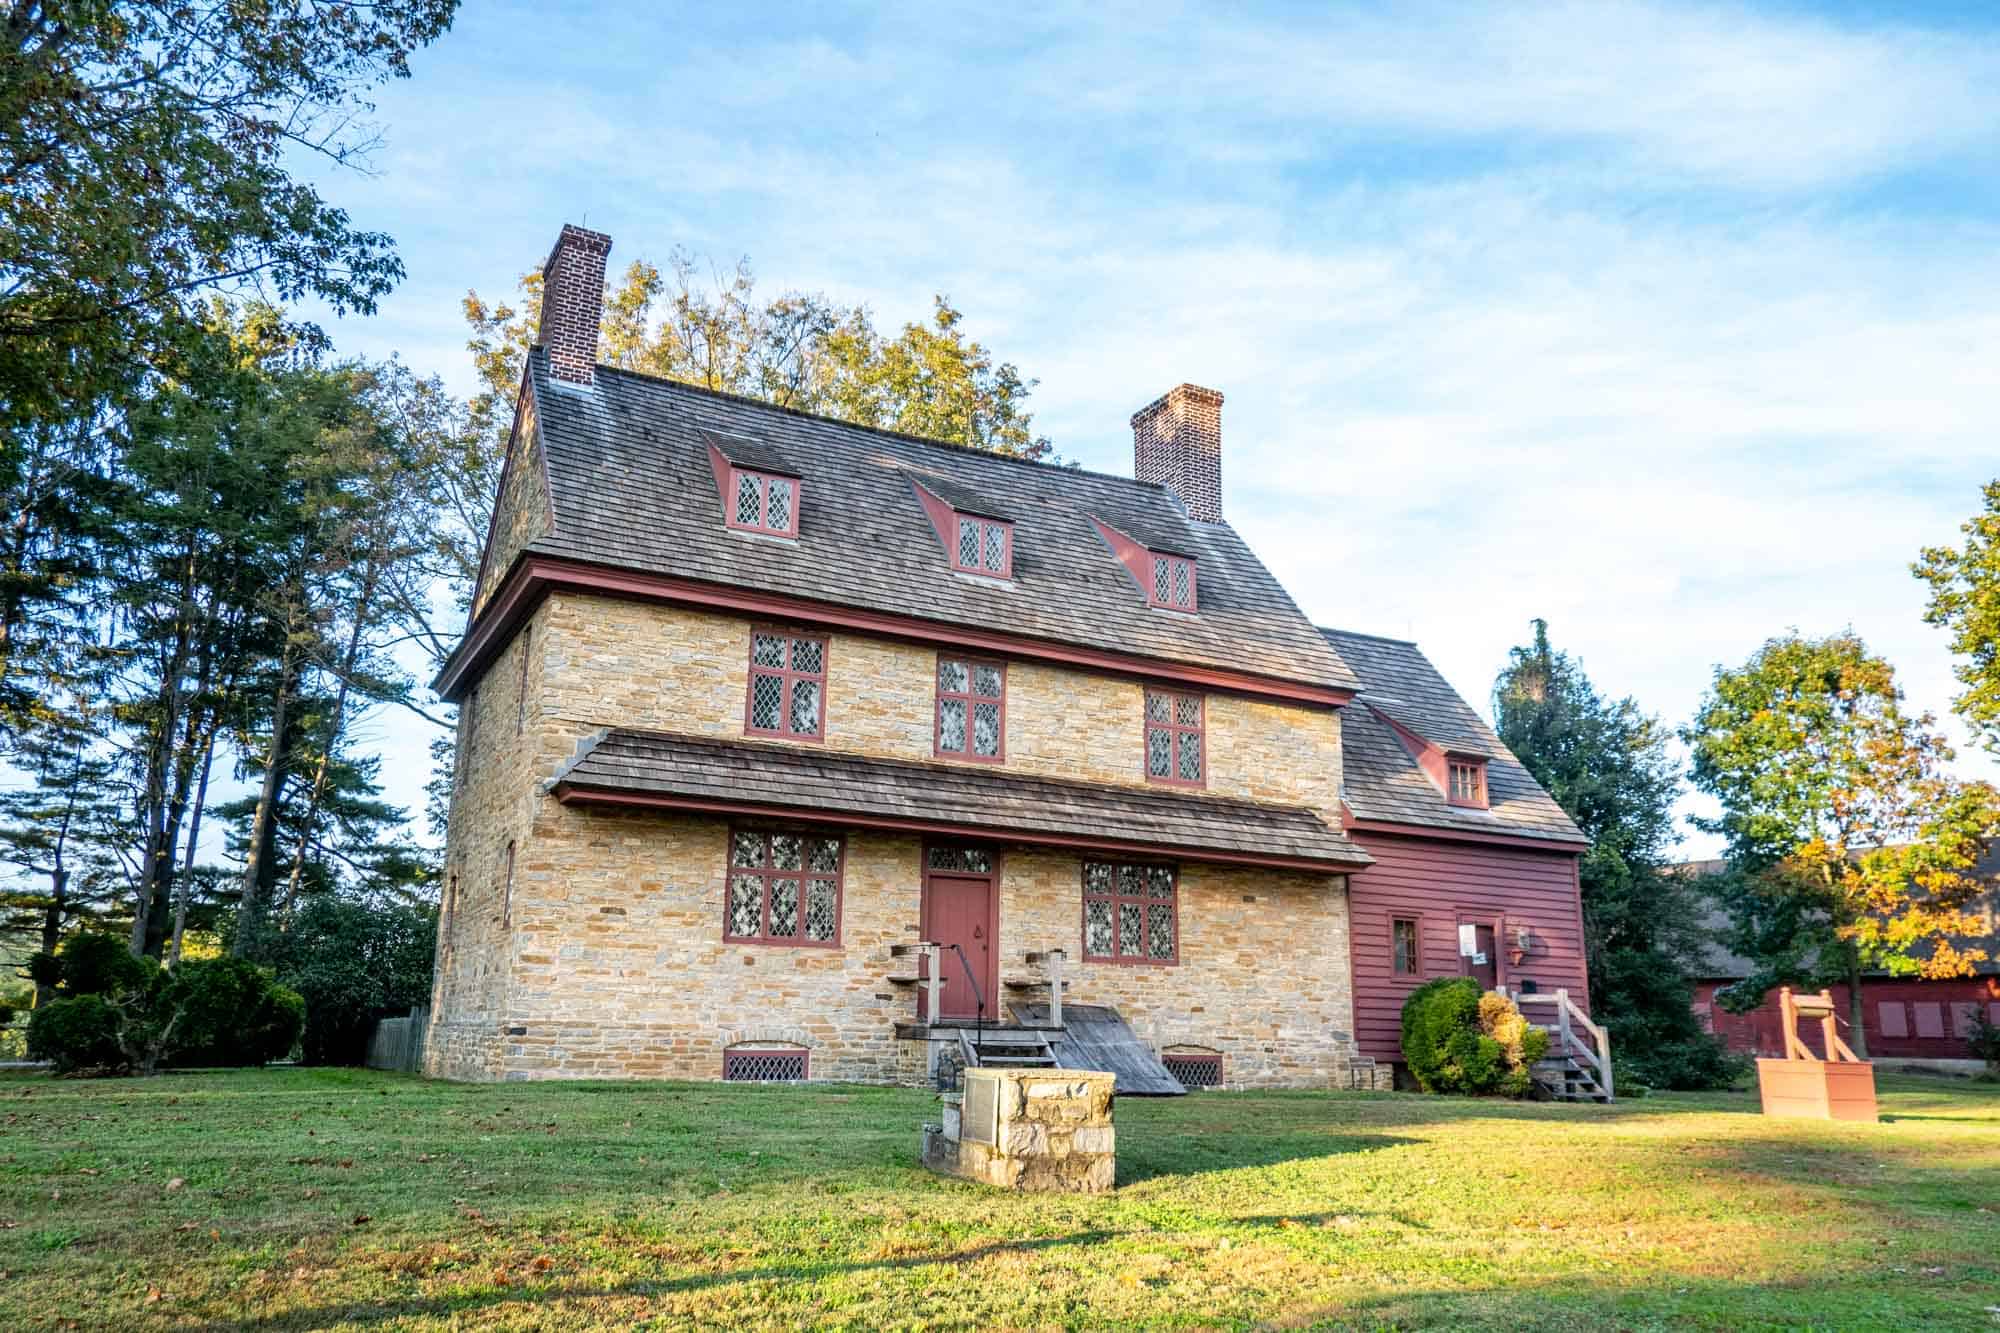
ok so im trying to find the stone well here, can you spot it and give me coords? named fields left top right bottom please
left=921, top=1067, right=1115, bottom=1193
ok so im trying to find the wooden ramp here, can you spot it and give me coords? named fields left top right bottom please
left=1009, top=1003, right=1186, bottom=1096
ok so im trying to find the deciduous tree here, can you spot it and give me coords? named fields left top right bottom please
left=1684, top=632, right=1999, bottom=1054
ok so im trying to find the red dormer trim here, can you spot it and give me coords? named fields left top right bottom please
left=910, top=478, right=1012, bottom=579
left=708, top=443, right=801, bottom=538
left=1370, top=704, right=1489, bottom=809
left=1091, top=517, right=1196, bottom=612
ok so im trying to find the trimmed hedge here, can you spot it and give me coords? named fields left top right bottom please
left=1399, top=977, right=1549, bottom=1097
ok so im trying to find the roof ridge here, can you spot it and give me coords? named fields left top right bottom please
left=569, top=353, right=1197, bottom=502
left=1318, top=625, right=1418, bottom=647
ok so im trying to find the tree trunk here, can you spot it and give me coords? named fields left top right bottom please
left=36, top=865, right=65, bottom=1009
left=281, top=564, right=378, bottom=920
left=1844, top=943, right=1869, bottom=1059
left=233, top=636, right=299, bottom=957
left=130, top=626, right=191, bottom=959
left=169, top=729, right=217, bottom=969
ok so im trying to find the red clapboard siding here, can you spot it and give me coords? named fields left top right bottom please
left=1691, top=975, right=2000, bottom=1060
left=1347, top=830, right=1589, bottom=1063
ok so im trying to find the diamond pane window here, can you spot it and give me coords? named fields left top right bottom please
left=746, top=632, right=826, bottom=739
left=1146, top=553, right=1196, bottom=610
left=723, top=1047, right=808, bottom=1081
left=1162, top=1052, right=1222, bottom=1090
left=725, top=467, right=802, bottom=537
left=927, top=846, right=993, bottom=873
left=1144, top=689, right=1204, bottom=786
left=949, top=514, right=1012, bottom=577
left=1082, top=859, right=1178, bottom=964
left=935, top=655, right=1005, bottom=762
left=724, top=829, right=844, bottom=947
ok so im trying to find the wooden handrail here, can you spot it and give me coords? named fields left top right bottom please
left=1501, top=986, right=1613, bottom=1100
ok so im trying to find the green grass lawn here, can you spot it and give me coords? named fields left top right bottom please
left=0, top=1069, right=1995, bottom=1330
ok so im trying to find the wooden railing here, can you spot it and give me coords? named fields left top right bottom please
left=1500, top=987, right=1613, bottom=1101
left=889, top=943, right=1068, bottom=1028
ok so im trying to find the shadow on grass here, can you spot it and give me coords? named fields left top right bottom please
left=1115, top=1127, right=1418, bottom=1185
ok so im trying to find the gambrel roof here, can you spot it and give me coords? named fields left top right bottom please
left=1322, top=628, right=1586, bottom=847
left=505, top=349, right=1358, bottom=696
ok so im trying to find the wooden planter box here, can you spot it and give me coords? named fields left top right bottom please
left=1756, top=1057, right=1878, bottom=1123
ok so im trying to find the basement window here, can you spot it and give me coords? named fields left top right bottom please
left=1148, top=553, right=1197, bottom=611
left=722, top=1046, right=809, bottom=1082
left=727, top=467, right=801, bottom=538
left=951, top=514, right=1012, bottom=578
left=1447, top=759, right=1487, bottom=808
left=1083, top=860, right=1178, bottom=964
left=1161, top=1050, right=1222, bottom=1090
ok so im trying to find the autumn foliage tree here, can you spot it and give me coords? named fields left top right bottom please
left=1685, top=632, right=1999, bottom=1054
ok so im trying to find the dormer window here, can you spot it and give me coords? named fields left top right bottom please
left=952, top=514, right=1012, bottom=578
left=727, top=467, right=800, bottom=538
left=1149, top=554, right=1196, bottom=611
left=1447, top=759, right=1487, bottom=808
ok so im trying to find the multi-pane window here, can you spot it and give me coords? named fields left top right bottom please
left=935, top=657, right=1004, bottom=761
left=1144, top=689, right=1204, bottom=786
left=927, top=845, right=993, bottom=873
left=723, top=1047, right=809, bottom=1081
left=1082, top=861, right=1178, bottom=964
left=727, top=468, right=801, bottom=538
left=1447, top=760, right=1486, bottom=807
left=1162, top=1052, right=1222, bottom=1089
left=725, top=829, right=844, bottom=946
left=1149, top=554, right=1196, bottom=610
left=951, top=514, right=1012, bottom=578
left=746, top=632, right=826, bottom=739
left=1391, top=917, right=1420, bottom=976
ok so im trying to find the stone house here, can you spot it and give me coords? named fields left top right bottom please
left=423, top=223, right=1590, bottom=1088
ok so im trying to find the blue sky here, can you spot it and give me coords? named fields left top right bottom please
left=297, top=1, right=2000, bottom=854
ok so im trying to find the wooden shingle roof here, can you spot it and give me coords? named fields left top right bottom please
left=519, top=351, right=1358, bottom=694
left=549, top=727, right=1373, bottom=871
left=1322, top=628, right=1586, bottom=847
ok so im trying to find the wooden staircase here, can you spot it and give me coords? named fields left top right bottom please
left=1500, top=986, right=1615, bottom=1103
left=955, top=1026, right=1059, bottom=1070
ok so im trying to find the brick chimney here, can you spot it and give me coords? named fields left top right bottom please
left=1131, top=384, right=1224, bottom=522
left=536, top=223, right=613, bottom=385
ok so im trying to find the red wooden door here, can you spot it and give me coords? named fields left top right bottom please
left=923, top=871, right=997, bottom=1020
left=1462, top=921, right=1498, bottom=989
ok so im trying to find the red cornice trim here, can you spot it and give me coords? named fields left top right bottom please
left=434, top=552, right=1357, bottom=709
left=552, top=783, right=1371, bottom=873
left=1348, top=818, right=1587, bottom=855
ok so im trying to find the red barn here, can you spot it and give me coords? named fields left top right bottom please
left=1683, top=852, right=2000, bottom=1066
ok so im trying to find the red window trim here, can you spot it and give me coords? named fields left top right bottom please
left=744, top=629, right=828, bottom=741
left=933, top=654, right=1007, bottom=763
left=725, top=466, right=803, bottom=538
left=949, top=513, right=1013, bottom=579
left=723, top=827, right=846, bottom=948
left=1143, top=688, right=1205, bottom=788
left=1080, top=859, right=1180, bottom=966
left=1446, top=758, right=1487, bottom=808
left=1390, top=914, right=1422, bottom=977
left=1147, top=552, right=1197, bottom=611
left=722, top=1047, right=811, bottom=1081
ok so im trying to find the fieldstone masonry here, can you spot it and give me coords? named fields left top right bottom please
left=923, top=1068, right=1116, bottom=1192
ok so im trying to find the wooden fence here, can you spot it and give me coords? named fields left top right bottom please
left=364, top=1006, right=430, bottom=1074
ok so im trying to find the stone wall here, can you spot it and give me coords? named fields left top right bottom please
left=430, top=593, right=1363, bottom=1086
left=926, top=1069, right=1116, bottom=1192
left=534, top=591, right=1343, bottom=815
left=446, top=792, right=1359, bottom=1086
